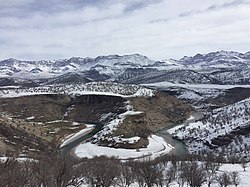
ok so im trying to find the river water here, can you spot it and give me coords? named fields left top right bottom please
left=157, top=111, right=204, bottom=158
left=60, top=123, right=103, bottom=156
left=60, top=112, right=204, bottom=159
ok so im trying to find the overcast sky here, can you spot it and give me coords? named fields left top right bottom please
left=0, top=0, right=250, bottom=61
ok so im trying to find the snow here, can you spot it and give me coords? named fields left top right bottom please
left=72, top=122, right=80, bottom=126
left=46, top=120, right=69, bottom=124
left=144, top=82, right=250, bottom=90
left=169, top=97, right=250, bottom=158
left=75, top=135, right=173, bottom=160
left=26, top=116, right=35, bottom=120
left=91, top=102, right=143, bottom=144
left=112, top=136, right=141, bottom=144
left=167, top=114, right=198, bottom=134
left=0, top=157, right=34, bottom=162
left=216, top=163, right=250, bottom=187
left=60, top=124, right=94, bottom=148
left=77, top=162, right=250, bottom=187
left=0, top=82, right=155, bottom=98
left=100, top=112, right=113, bottom=122
left=0, top=54, right=160, bottom=79
left=144, top=82, right=250, bottom=109
left=188, top=115, right=195, bottom=121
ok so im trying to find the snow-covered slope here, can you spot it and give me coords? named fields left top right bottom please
left=169, top=97, right=250, bottom=160
left=144, top=82, right=250, bottom=108
left=0, top=82, right=154, bottom=98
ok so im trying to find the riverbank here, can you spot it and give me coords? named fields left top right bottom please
left=157, top=111, right=204, bottom=158
left=60, top=124, right=94, bottom=148
left=60, top=111, right=204, bottom=160
left=60, top=123, right=103, bottom=156
left=74, top=134, right=173, bottom=160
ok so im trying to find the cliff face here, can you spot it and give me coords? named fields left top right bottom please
left=112, top=92, right=194, bottom=149
left=128, top=92, right=193, bottom=131
left=65, top=95, right=127, bottom=123
left=0, top=94, right=127, bottom=123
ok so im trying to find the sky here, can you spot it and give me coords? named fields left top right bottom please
left=0, top=0, right=250, bottom=61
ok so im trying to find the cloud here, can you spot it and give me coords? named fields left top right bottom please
left=122, top=0, right=162, bottom=13
left=177, top=0, right=250, bottom=18
left=0, top=0, right=249, bottom=60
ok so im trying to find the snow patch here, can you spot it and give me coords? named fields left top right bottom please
left=60, top=124, right=95, bottom=148
left=75, top=135, right=173, bottom=160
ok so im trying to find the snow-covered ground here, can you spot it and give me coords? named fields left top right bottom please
left=167, top=114, right=196, bottom=134
left=60, top=124, right=94, bottom=148
left=91, top=102, right=143, bottom=145
left=75, top=135, right=173, bottom=160
left=77, top=162, right=250, bottom=187
left=144, top=82, right=250, bottom=108
left=143, top=82, right=250, bottom=90
left=219, top=164, right=250, bottom=187
left=168, top=97, right=250, bottom=159
left=0, top=82, right=154, bottom=98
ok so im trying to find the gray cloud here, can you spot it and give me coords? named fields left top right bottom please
left=0, top=0, right=249, bottom=60
left=179, top=0, right=250, bottom=18
left=123, top=0, right=162, bottom=13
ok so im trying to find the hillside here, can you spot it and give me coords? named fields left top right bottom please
left=168, top=97, right=250, bottom=161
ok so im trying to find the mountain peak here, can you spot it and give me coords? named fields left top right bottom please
left=179, top=50, right=250, bottom=67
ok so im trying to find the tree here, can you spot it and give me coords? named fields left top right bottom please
left=164, top=165, right=176, bottom=187
left=204, top=160, right=220, bottom=174
left=180, top=161, right=206, bottom=187
left=204, top=161, right=220, bottom=187
left=133, top=159, right=164, bottom=187
left=117, top=162, right=134, bottom=187
left=231, top=171, right=240, bottom=187
left=85, top=156, right=121, bottom=187
left=241, top=158, right=247, bottom=172
left=37, top=155, right=83, bottom=187
left=0, top=157, right=40, bottom=187
left=215, top=172, right=232, bottom=187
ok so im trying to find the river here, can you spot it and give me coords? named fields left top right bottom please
left=60, top=112, right=204, bottom=159
left=60, top=123, right=103, bottom=156
left=156, top=111, right=204, bottom=158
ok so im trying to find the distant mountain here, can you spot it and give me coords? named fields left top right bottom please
left=0, top=54, right=162, bottom=78
left=179, top=50, right=250, bottom=68
left=43, top=72, right=92, bottom=85
left=0, top=51, right=249, bottom=86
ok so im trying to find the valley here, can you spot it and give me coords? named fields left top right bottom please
left=0, top=50, right=249, bottom=163
left=0, top=83, right=191, bottom=158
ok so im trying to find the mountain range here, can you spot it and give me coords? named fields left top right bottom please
left=0, top=50, right=250, bottom=86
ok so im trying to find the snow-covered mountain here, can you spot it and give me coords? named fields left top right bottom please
left=179, top=50, right=250, bottom=68
left=0, top=51, right=250, bottom=86
left=0, top=54, right=164, bottom=79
